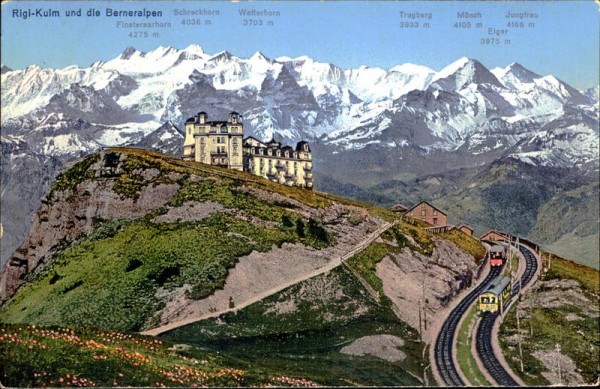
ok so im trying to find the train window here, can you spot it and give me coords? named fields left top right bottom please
left=481, top=297, right=488, bottom=303
left=490, top=297, right=496, bottom=303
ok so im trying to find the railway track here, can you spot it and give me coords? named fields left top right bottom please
left=475, top=242, right=539, bottom=386
left=434, top=263, right=503, bottom=386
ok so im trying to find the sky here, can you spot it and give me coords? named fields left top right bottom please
left=1, top=0, right=599, bottom=90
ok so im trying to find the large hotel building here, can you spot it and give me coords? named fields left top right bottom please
left=183, top=111, right=313, bottom=189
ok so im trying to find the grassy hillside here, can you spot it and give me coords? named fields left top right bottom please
left=0, top=323, right=319, bottom=387
left=499, top=253, right=600, bottom=385
left=0, top=147, right=486, bottom=387
left=1, top=148, right=381, bottom=332
left=0, top=215, right=309, bottom=331
left=160, top=266, right=425, bottom=386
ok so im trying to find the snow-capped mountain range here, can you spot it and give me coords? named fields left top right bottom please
left=1, top=44, right=599, bottom=266
left=2, top=44, right=598, bottom=168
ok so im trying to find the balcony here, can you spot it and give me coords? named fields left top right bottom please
left=303, top=166, right=312, bottom=172
left=212, top=160, right=228, bottom=167
left=284, top=172, right=294, bottom=180
left=210, top=151, right=228, bottom=157
left=275, top=162, right=286, bottom=170
left=305, top=172, right=313, bottom=179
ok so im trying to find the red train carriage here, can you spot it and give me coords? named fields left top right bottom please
left=489, top=245, right=506, bottom=267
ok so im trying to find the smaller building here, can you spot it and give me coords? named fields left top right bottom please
left=390, top=204, right=408, bottom=213
left=457, top=224, right=474, bottom=236
left=479, top=230, right=508, bottom=242
left=404, top=201, right=447, bottom=226
left=243, top=137, right=313, bottom=189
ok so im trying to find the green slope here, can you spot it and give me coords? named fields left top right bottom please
left=0, top=323, right=319, bottom=387
left=160, top=266, right=425, bottom=387
left=499, top=254, right=600, bottom=385
left=0, top=147, right=486, bottom=387
left=1, top=148, right=373, bottom=331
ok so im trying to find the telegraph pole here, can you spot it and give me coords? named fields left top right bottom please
left=556, top=343, right=562, bottom=385
left=516, top=304, right=524, bottom=372
left=418, top=299, right=422, bottom=341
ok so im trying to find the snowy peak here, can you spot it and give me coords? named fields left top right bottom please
left=207, top=50, right=234, bottom=64
left=583, top=86, right=599, bottom=102
left=390, top=63, right=435, bottom=76
left=120, top=46, right=140, bottom=60
left=505, top=62, right=541, bottom=82
left=431, top=57, right=503, bottom=91
left=183, top=44, right=205, bottom=55
left=434, top=57, right=471, bottom=79
left=1, top=64, right=13, bottom=74
left=535, top=75, right=588, bottom=104
left=250, top=51, right=271, bottom=63
left=492, top=62, right=542, bottom=89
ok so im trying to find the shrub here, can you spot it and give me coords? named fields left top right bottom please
left=60, top=280, right=83, bottom=294
left=281, top=214, right=294, bottom=228
left=125, top=258, right=143, bottom=272
left=296, top=219, right=306, bottom=238
left=147, top=265, right=181, bottom=287
left=49, top=272, right=61, bottom=285
left=307, top=218, right=329, bottom=244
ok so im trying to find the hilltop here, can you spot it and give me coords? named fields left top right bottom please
left=0, top=148, right=484, bottom=330
left=1, top=148, right=487, bottom=386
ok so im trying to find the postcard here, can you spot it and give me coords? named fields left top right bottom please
left=1, top=1, right=598, bottom=387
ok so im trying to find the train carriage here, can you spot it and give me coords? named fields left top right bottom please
left=479, top=275, right=512, bottom=313
left=489, top=244, right=507, bottom=267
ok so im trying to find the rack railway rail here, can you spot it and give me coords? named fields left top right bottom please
left=475, top=242, right=539, bottom=386
left=434, top=260, right=504, bottom=386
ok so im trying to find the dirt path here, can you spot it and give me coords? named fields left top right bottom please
left=141, top=221, right=393, bottom=336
